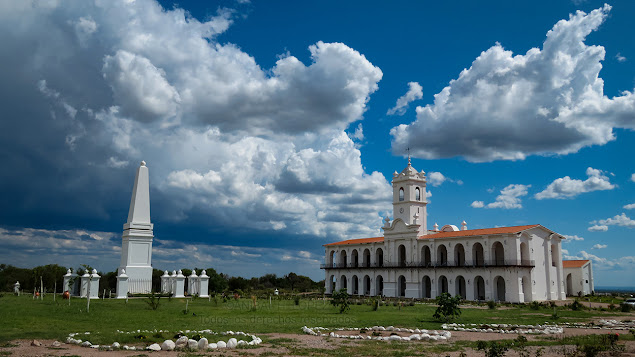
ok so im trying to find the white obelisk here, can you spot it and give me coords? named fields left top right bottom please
left=117, top=161, right=153, bottom=295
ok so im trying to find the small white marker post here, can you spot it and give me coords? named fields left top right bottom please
left=86, top=277, right=91, bottom=313
left=40, top=277, right=44, bottom=300
left=185, top=299, right=189, bottom=314
left=269, top=295, right=272, bottom=308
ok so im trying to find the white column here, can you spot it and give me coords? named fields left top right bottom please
left=89, top=269, right=100, bottom=299
left=199, top=270, right=209, bottom=298
left=160, top=271, right=169, bottom=294
left=116, top=269, right=129, bottom=299
left=174, top=270, right=185, bottom=298
left=80, top=272, right=90, bottom=298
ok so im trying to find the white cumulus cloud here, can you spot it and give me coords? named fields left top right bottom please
left=535, top=167, right=615, bottom=199
left=391, top=5, right=635, bottom=162
left=563, top=234, right=584, bottom=242
left=591, top=244, right=607, bottom=249
left=588, top=225, right=608, bottom=232
left=590, top=213, right=635, bottom=230
left=387, top=82, right=423, bottom=116
left=472, top=184, right=530, bottom=209
left=624, top=203, right=635, bottom=210
left=0, top=0, right=390, bottom=246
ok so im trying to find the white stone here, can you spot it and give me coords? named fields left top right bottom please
left=198, top=338, right=208, bottom=350
left=175, top=336, right=188, bottom=348
left=81, top=341, right=91, bottom=347
left=237, top=340, right=247, bottom=346
left=112, top=342, right=120, bottom=349
left=187, top=339, right=198, bottom=350
left=217, top=341, right=227, bottom=348
left=208, top=343, right=218, bottom=349
left=147, top=343, right=161, bottom=351
left=161, top=340, right=175, bottom=351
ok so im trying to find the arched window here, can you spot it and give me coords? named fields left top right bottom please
left=415, top=187, right=421, bottom=201
left=398, top=244, right=406, bottom=267
left=399, top=188, right=404, bottom=201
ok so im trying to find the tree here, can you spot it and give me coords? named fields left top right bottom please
left=286, top=272, right=299, bottom=292
left=433, top=293, right=462, bottom=322
left=330, top=288, right=350, bottom=313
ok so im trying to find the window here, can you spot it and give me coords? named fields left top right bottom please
left=415, top=187, right=420, bottom=201
left=399, top=188, right=404, bottom=201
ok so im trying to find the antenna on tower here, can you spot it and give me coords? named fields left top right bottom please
left=407, top=147, right=411, bottom=165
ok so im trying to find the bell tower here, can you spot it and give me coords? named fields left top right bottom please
left=391, top=157, right=428, bottom=235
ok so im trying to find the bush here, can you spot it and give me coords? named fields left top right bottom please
left=529, top=301, right=542, bottom=310
left=487, top=300, right=496, bottom=310
left=144, top=292, right=161, bottom=310
left=293, top=295, right=300, bottom=306
left=621, top=303, right=632, bottom=312
left=477, top=340, right=509, bottom=357
left=371, top=298, right=379, bottom=311
left=330, top=289, right=350, bottom=314
left=433, top=293, right=462, bottom=322
left=570, top=299, right=583, bottom=311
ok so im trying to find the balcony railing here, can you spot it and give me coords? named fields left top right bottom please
left=320, top=259, right=534, bottom=269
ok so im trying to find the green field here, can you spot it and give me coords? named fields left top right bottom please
left=0, top=294, right=630, bottom=347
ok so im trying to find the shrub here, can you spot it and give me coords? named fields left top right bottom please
left=570, top=299, right=583, bottom=311
left=487, top=300, right=496, bottom=310
left=529, top=301, right=542, bottom=310
left=293, top=295, right=300, bottom=306
left=330, top=289, right=350, bottom=314
left=476, top=340, right=510, bottom=357
left=371, top=298, right=379, bottom=311
left=144, top=292, right=161, bottom=310
left=433, top=293, right=462, bottom=322
left=621, top=303, right=632, bottom=312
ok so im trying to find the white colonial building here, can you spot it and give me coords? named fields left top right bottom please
left=563, top=260, right=594, bottom=297
left=322, top=160, right=568, bottom=303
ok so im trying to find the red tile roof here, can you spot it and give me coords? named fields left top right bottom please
left=324, top=224, right=548, bottom=246
left=324, top=237, right=383, bottom=246
left=563, top=260, right=590, bottom=268
left=421, top=225, right=541, bottom=239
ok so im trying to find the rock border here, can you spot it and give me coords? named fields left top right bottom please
left=65, top=329, right=262, bottom=351
left=441, top=319, right=635, bottom=335
left=302, top=326, right=452, bottom=342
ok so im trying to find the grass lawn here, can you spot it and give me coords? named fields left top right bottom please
left=0, top=294, right=631, bottom=346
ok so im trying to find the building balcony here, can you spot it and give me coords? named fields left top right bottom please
left=320, top=259, right=535, bottom=269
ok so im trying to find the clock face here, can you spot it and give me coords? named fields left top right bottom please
left=399, top=207, right=404, bottom=214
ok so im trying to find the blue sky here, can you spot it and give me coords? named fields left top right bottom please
left=0, top=0, right=633, bottom=287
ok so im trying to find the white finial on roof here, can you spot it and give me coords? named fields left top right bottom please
left=461, top=220, right=467, bottom=231
left=140, top=160, right=146, bottom=167
left=433, top=223, right=439, bottom=231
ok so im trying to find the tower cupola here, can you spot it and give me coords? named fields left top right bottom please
left=391, top=158, right=428, bottom=235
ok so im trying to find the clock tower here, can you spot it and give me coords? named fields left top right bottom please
left=391, top=157, right=428, bottom=235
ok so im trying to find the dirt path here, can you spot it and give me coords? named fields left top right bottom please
left=3, top=327, right=634, bottom=357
